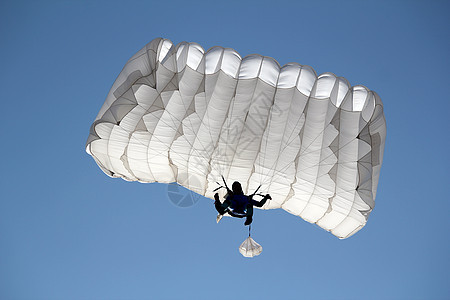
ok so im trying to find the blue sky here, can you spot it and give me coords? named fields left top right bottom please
left=1, top=1, right=449, bottom=299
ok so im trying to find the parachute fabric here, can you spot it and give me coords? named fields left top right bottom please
left=239, top=236, right=263, bottom=258
left=86, top=38, right=386, bottom=239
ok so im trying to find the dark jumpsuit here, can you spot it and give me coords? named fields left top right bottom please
left=215, top=193, right=269, bottom=223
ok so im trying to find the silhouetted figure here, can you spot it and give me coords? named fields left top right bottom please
left=214, top=181, right=271, bottom=226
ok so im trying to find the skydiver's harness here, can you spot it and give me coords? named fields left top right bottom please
left=224, top=194, right=250, bottom=218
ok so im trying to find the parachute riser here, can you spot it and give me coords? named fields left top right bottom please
left=215, top=177, right=265, bottom=197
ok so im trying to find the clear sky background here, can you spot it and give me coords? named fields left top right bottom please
left=1, top=1, right=449, bottom=299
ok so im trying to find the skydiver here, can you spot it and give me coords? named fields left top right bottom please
left=214, top=181, right=271, bottom=226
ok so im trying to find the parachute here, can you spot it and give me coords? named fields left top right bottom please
left=86, top=38, right=386, bottom=239
left=239, top=236, right=263, bottom=258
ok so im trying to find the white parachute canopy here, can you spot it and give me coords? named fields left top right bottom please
left=86, top=38, right=386, bottom=239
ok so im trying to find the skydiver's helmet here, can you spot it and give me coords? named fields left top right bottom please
left=232, top=181, right=243, bottom=195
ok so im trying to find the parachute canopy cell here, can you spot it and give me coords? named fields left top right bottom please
left=86, top=38, right=386, bottom=239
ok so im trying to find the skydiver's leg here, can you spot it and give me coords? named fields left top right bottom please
left=214, top=201, right=225, bottom=214
left=222, top=199, right=231, bottom=210
left=244, top=204, right=253, bottom=226
left=215, top=194, right=230, bottom=215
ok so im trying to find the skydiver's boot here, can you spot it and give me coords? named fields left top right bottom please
left=216, top=214, right=224, bottom=223
left=244, top=216, right=252, bottom=226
